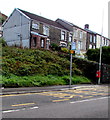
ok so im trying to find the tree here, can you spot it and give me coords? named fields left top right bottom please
left=86, top=46, right=110, bottom=65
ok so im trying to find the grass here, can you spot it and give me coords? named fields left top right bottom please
left=2, top=74, right=91, bottom=88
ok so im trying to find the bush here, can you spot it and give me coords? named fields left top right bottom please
left=0, top=37, right=7, bottom=47
left=86, top=46, right=110, bottom=64
left=61, top=47, right=69, bottom=53
left=2, top=46, right=79, bottom=76
left=50, top=43, right=61, bottom=51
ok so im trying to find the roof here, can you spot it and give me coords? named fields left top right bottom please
left=0, top=12, right=7, bottom=18
left=56, top=18, right=87, bottom=32
left=84, top=29, right=97, bottom=34
left=18, top=9, right=68, bottom=30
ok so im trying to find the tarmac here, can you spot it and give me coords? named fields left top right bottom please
left=1, top=84, right=109, bottom=95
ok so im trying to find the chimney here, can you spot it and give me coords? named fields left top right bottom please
left=84, top=24, right=89, bottom=29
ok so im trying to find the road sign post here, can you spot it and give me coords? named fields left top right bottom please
left=69, top=41, right=76, bottom=88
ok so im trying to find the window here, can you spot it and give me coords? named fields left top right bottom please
left=43, top=25, right=49, bottom=36
left=89, top=44, right=92, bottom=49
left=93, top=36, right=96, bottom=43
left=105, top=39, right=107, bottom=45
left=46, top=39, right=50, bottom=49
left=61, top=31, right=66, bottom=40
left=74, top=29, right=78, bottom=37
left=78, top=41, right=82, bottom=50
left=93, top=45, right=96, bottom=49
left=41, top=39, right=44, bottom=48
left=33, top=37, right=37, bottom=47
left=69, top=33, right=72, bottom=42
left=32, top=23, right=39, bottom=29
left=90, top=35, right=92, bottom=42
left=104, top=38, right=106, bottom=45
left=102, top=37, right=104, bottom=46
left=105, top=39, right=109, bottom=46
left=80, top=31, right=83, bottom=39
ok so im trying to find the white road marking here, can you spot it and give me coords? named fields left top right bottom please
left=2, top=106, right=39, bottom=114
left=70, top=96, right=109, bottom=104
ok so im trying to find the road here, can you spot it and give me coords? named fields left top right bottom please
left=1, top=85, right=109, bottom=118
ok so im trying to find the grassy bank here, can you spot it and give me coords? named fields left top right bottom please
left=2, top=74, right=91, bottom=88
left=2, top=46, right=92, bottom=87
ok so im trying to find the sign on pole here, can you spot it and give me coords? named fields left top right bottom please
left=71, top=42, right=76, bottom=50
left=69, top=41, right=76, bottom=88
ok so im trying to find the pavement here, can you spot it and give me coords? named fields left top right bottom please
left=1, top=84, right=109, bottom=95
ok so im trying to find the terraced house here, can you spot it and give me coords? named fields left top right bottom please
left=0, top=12, right=7, bottom=37
left=3, top=8, right=110, bottom=55
left=56, top=19, right=87, bottom=56
left=3, top=8, right=69, bottom=49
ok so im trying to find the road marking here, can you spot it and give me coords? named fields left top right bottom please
left=70, top=96, right=109, bottom=104
left=3, top=106, right=39, bottom=114
left=11, top=103, right=35, bottom=107
left=52, top=98, right=70, bottom=102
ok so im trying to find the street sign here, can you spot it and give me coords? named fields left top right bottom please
left=70, top=50, right=75, bottom=54
left=71, top=42, right=76, bottom=50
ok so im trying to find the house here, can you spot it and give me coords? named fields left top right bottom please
left=96, top=34, right=110, bottom=48
left=3, top=8, right=69, bottom=49
left=84, top=24, right=97, bottom=50
left=84, top=24, right=110, bottom=49
left=0, top=23, right=2, bottom=37
left=0, top=12, right=7, bottom=37
left=56, top=19, right=87, bottom=56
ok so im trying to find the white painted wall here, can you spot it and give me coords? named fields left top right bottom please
left=3, top=9, right=31, bottom=48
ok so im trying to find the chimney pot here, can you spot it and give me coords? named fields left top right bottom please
left=85, top=24, right=89, bottom=29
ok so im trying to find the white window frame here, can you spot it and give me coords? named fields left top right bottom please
left=41, top=39, right=44, bottom=48
left=93, top=36, right=96, bottom=43
left=74, top=29, right=78, bottom=37
left=32, top=22, right=39, bottom=29
left=89, top=44, right=92, bottom=49
left=69, top=33, right=73, bottom=42
left=93, top=45, right=96, bottom=49
left=90, top=35, right=92, bottom=42
left=80, top=31, right=83, bottom=39
left=61, top=30, right=66, bottom=41
left=78, top=41, right=82, bottom=50
left=43, top=25, right=49, bottom=36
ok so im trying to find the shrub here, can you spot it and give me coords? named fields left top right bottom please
left=61, top=47, right=69, bottom=53
left=50, top=43, right=60, bottom=51
left=0, top=37, right=7, bottom=47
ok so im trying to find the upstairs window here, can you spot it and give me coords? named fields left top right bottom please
left=93, top=36, right=96, bottom=43
left=61, top=31, right=66, bottom=41
left=80, top=31, right=83, bottom=39
left=32, top=22, right=39, bottom=29
left=90, top=35, right=92, bottom=42
left=43, top=25, right=49, bottom=36
left=74, top=28, right=78, bottom=37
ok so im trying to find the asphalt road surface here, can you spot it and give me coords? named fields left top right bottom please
left=1, top=85, right=109, bottom=118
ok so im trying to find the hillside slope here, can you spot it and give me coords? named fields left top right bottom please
left=2, top=47, right=91, bottom=87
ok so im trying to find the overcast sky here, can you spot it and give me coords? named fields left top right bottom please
left=0, top=0, right=109, bottom=38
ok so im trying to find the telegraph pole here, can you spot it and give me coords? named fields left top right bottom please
left=98, top=9, right=104, bottom=84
